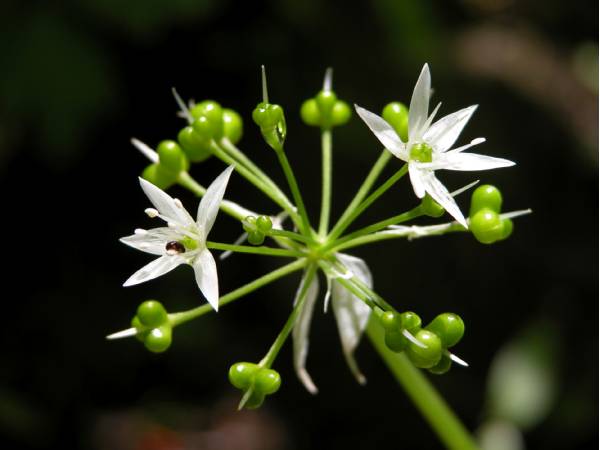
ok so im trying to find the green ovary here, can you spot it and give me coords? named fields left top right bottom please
left=409, top=143, right=433, bottom=163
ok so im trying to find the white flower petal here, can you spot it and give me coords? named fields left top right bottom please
left=438, top=152, right=515, bottom=172
left=197, top=165, right=235, bottom=240
left=123, top=254, right=184, bottom=287
left=139, top=178, right=195, bottom=227
left=332, top=254, right=372, bottom=385
left=423, top=105, right=478, bottom=152
left=120, top=227, right=178, bottom=255
left=408, top=164, right=427, bottom=198
left=354, top=105, right=407, bottom=159
left=409, top=64, right=431, bottom=140
left=193, top=249, right=220, bottom=311
left=292, top=275, right=320, bottom=394
left=421, top=171, right=468, bottom=227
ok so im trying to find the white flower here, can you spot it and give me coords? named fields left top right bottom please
left=292, top=254, right=372, bottom=393
left=120, top=165, right=234, bottom=311
left=355, top=64, right=515, bottom=227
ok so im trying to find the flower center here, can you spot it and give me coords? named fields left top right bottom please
left=409, top=143, right=433, bottom=163
left=165, top=236, right=199, bottom=255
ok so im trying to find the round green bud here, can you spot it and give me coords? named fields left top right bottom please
left=228, top=362, right=259, bottom=389
left=426, top=313, right=465, bottom=348
left=193, top=115, right=220, bottom=141
left=247, top=231, right=265, bottom=246
left=244, top=390, right=266, bottom=409
left=315, top=90, right=337, bottom=114
left=380, top=311, right=400, bottom=332
left=137, top=300, right=168, bottom=328
left=407, top=329, right=442, bottom=369
left=141, top=163, right=177, bottom=190
left=409, top=143, right=433, bottom=163
left=500, top=218, right=513, bottom=240
left=242, top=216, right=257, bottom=233
left=421, top=194, right=445, bottom=218
left=131, top=316, right=146, bottom=342
left=144, top=326, right=172, bottom=353
left=252, top=103, right=284, bottom=128
left=300, top=99, right=321, bottom=126
left=385, top=330, right=407, bottom=352
left=256, top=215, right=273, bottom=233
left=190, top=100, right=224, bottom=137
left=157, top=140, right=188, bottom=173
left=177, top=126, right=212, bottom=162
left=470, top=207, right=504, bottom=244
left=382, top=102, right=409, bottom=142
left=399, top=311, right=422, bottom=332
left=470, top=185, right=502, bottom=216
left=222, top=109, right=243, bottom=144
left=428, top=353, right=452, bottom=375
left=331, top=101, right=351, bottom=126
left=254, top=368, right=281, bottom=395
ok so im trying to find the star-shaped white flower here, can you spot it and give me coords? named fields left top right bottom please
left=120, top=165, right=234, bottom=311
left=355, top=64, right=515, bottom=227
left=293, top=254, right=372, bottom=393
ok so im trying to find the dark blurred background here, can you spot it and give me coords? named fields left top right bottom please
left=1, top=0, right=597, bottom=449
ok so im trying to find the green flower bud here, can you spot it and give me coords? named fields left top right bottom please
left=470, top=185, right=503, bottom=216
left=385, top=330, right=407, bottom=352
left=131, top=316, right=147, bottom=342
left=144, top=325, right=172, bottom=353
left=399, top=311, right=422, bottom=332
left=222, top=109, right=243, bottom=144
left=499, top=218, right=513, bottom=240
left=177, top=126, right=212, bottom=162
left=254, top=368, right=281, bottom=395
left=141, top=163, right=177, bottom=190
left=252, top=102, right=286, bottom=152
left=331, top=101, right=351, bottom=126
left=407, top=329, right=442, bottom=369
left=382, top=102, right=409, bottom=142
left=242, top=216, right=257, bottom=233
left=300, top=99, right=321, bottom=126
left=193, top=115, right=221, bottom=141
left=256, top=215, right=273, bottom=233
left=428, top=353, right=452, bottom=375
left=190, top=100, right=224, bottom=137
left=243, top=390, right=266, bottom=409
left=137, top=300, right=168, bottom=328
left=247, top=231, right=265, bottom=246
left=228, top=362, right=259, bottom=389
left=157, top=140, right=188, bottom=173
left=380, top=311, right=400, bottom=331
left=315, top=90, right=337, bottom=115
left=421, top=194, right=445, bottom=218
left=470, top=207, right=504, bottom=244
left=426, top=313, right=465, bottom=348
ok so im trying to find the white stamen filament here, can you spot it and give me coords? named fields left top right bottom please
left=131, top=138, right=159, bottom=163
left=402, top=329, right=427, bottom=348
left=450, top=180, right=479, bottom=197
left=323, top=67, right=333, bottom=92
left=106, top=327, right=137, bottom=340
left=446, top=350, right=469, bottom=367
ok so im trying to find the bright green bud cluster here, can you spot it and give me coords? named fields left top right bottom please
left=382, top=102, right=409, bottom=142
left=141, top=140, right=189, bottom=189
left=228, top=362, right=282, bottom=409
left=300, top=90, right=351, bottom=129
left=469, top=185, right=513, bottom=244
left=252, top=102, right=286, bottom=152
left=380, top=310, right=465, bottom=373
left=420, top=194, right=445, bottom=218
left=131, top=300, right=172, bottom=353
left=242, top=215, right=273, bottom=245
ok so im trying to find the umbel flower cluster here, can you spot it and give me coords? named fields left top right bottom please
left=108, top=64, right=529, bottom=423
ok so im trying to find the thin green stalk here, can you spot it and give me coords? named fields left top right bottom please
left=328, top=163, right=408, bottom=241
left=328, top=150, right=391, bottom=238
left=318, top=129, right=332, bottom=237
left=322, top=206, right=422, bottom=253
left=260, top=264, right=318, bottom=367
left=270, top=229, right=316, bottom=245
left=332, top=223, right=466, bottom=253
left=206, top=241, right=304, bottom=258
left=170, top=258, right=308, bottom=327
left=177, top=171, right=254, bottom=220
left=367, top=318, right=479, bottom=450
left=275, top=149, right=313, bottom=236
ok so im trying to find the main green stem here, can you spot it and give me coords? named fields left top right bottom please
left=318, top=129, right=332, bottom=238
left=206, top=241, right=304, bottom=258
left=169, top=258, right=307, bottom=327
left=367, top=318, right=479, bottom=450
